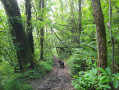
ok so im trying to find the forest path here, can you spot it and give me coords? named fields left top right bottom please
left=30, top=56, right=75, bottom=90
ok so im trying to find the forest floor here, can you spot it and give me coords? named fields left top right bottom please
left=30, top=56, right=76, bottom=90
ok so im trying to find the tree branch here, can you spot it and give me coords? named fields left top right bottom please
left=51, top=28, right=68, bottom=48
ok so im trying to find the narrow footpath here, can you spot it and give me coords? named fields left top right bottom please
left=30, top=56, right=76, bottom=90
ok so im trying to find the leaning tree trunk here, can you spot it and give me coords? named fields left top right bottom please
left=1, top=0, right=35, bottom=71
left=92, top=0, right=107, bottom=72
left=25, top=0, right=34, bottom=53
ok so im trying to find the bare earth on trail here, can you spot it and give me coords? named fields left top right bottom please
left=30, top=56, right=76, bottom=90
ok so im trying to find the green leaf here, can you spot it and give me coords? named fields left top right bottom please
left=105, top=68, right=111, bottom=76
left=103, top=76, right=110, bottom=83
left=100, top=76, right=109, bottom=83
left=101, top=84, right=111, bottom=89
left=72, top=75, right=78, bottom=78
left=99, top=68, right=107, bottom=74
left=74, top=84, right=79, bottom=88
left=113, top=80, right=119, bottom=89
left=105, top=85, right=111, bottom=89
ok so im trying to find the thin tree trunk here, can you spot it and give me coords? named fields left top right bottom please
left=70, top=0, right=77, bottom=43
left=60, top=0, right=63, bottom=20
left=31, top=1, right=40, bottom=44
left=1, top=0, right=35, bottom=71
left=25, top=0, right=34, bottom=53
left=40, top=27, right=44, bottom=60
left=39, top=0, right=44, bottom=60
left=92, top=0, right=107, bottom=72
left=109, top=0, right=114, bottom=73
left=78, top=0, right=82, bottom=45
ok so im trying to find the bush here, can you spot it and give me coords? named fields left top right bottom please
left=0, top=77, right=33, bottom=90
left=72, top=68, right=98, bottom=90
left=68, top=48, right=96, bottom=75
left=58, top=48, right=72, bottom=60
left=18, top=61, right=53, bottom=81
left=39, top=61, right=52, bottom=73
left=0, top=61, right=14, bottom=75
left=72, top=68, right=119, bottom=90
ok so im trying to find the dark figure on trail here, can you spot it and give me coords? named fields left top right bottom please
left=59, top=60, right=64, bottom=68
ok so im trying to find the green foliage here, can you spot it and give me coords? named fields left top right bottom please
left=72, top=67, right=119, bottom=90
left=0, top=61, right=14, bottom=75
left=68, top=48, right=96, bottom=75
left=20, top=69, right=44, bottom=80
left=39, top=61, right=53, bottom=73
left=98, top=68, right=119, bottom=89
left=0, top=77, right=33, bottom=90
left=0, top=0, right=119, bottom=90
left=18, top=59, right=53, bottom=80
left=0, top=15, right=18, bottom=72
left=57, top=47, right=72, bottom=60
left=72, top=68, right=98, bottom=90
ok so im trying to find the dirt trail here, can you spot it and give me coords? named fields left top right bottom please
left=30, top=56, right=75, bottom=90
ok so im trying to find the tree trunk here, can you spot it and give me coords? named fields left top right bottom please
left=78, top=0, right=82, bottom=45
left=60, top=0, right=64, bottom=20
left=40, top=27, right=44, bottom=60
left=70, top=0, right=77, bottom=43
left=92, top=0, right=107, bottom=71
left=1, top=0, right=35, bottom=70
left=39, top=0, right=44, bottom=60
left=25, top=0, right=34, bottom=53
left=109, top=0, right=114, bottom=73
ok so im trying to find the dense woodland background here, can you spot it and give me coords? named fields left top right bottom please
left=0, top=0, right=119, bottom=90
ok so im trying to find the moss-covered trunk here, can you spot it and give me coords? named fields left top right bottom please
left=39, top=0, right=44, bottom=60
left=25, top=0, right=34, bottom=53
left=78, top=0, right=82, bottom=45
left=92, top=0, right=107, bottom=70
left=1, top=0, right=35, bottom=71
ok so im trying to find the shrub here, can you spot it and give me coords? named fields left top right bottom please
left=1, top=77, right=33, bottom=90
left=39, top=61, right=52, bottom=73
left=72, top=67, right=119, bottom=90
left=72, top=68, right=98, bottom=90
left=68, top=48, right=96, bottom=75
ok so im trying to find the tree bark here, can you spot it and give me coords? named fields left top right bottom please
left=78, top=0, right=82, bottom=45
left=70, top=0, right=77, bottom=43
left=92, top=0, right=107, bottom=71
left=25, top=0, right=34, bottom=53
left=1, top=0, right=35, bottom=70
left=39, top=0, right=44, bottom=60
left=109, top=0, right=114, bottom=73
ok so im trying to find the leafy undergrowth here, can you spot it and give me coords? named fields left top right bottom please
left=68, top=48, right=119, bottom=90
left=0, top=60, right=53, bottom=90
left=72, top=68, right=119, bottom=90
